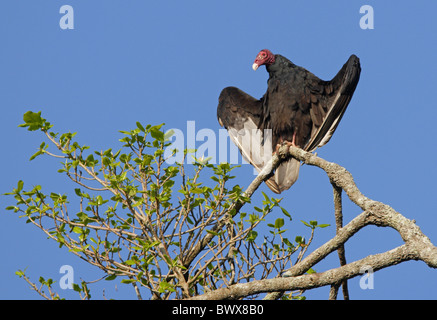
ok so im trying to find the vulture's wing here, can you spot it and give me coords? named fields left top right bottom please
left=217, top=86, right=282, bottom=193
left=304, top=55, right=361, bottom=152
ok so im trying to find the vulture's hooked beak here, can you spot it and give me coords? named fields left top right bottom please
left=252, top=63, right=259, bottom=71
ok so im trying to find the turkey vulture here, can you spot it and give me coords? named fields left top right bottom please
left=217, top=49, right=361, bottom=193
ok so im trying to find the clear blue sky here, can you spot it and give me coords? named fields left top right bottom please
left=1, top=1, right=436, bottom=300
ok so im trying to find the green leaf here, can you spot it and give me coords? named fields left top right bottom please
left=20, top=111, right=44, bottom=131
left=274, top=218, right=284, bottom=229
left=158, top=280, right=176, bottom=293
left=185, top=148, right=196, bottom=154
left=247, top=230, right=258, bottom=242
left=206, top=230, right=219, bottom=236
left=15, top=270, right=25, bottom=278
left=17, top=180, right=24, bottom=193
left=74, top=188, right=82, bottom=197
left=281, top=207, right=292, bottom=219
left=150, top=126, right=164, bottom=141
left=283, top=238, right=293, bottom=248
left=29, top=150, right=43, bottom=161
left=261, top=191, right=271, bottom=204
left=105, top=274, right=117, bottom=281
left=306, top=268, right=316, bottom=274
left=301, top=220, right=311, bottom=228
left=164, top=129, right=175, bottom=141
left=136, top=122, right=145, bottom=132
left=72, top=227, right=82, bottom=234
left=121, top=279, right=136, bottom=284
left=124, top=259, right=138, bottom=266
left=86, top=154, right=95, bottom=163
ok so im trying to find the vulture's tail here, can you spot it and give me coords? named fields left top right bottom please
left=265, top=158, right=301, bottom=194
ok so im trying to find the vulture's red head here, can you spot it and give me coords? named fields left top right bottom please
left=252, top=49, right=275, bottom=71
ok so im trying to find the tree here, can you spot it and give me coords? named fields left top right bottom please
left=5, top=111, right=437, bottom=300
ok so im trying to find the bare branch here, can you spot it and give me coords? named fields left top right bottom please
left=190, top=145, right=437, bottom=300
left=330, top=182, right=349, bottom=300
left=190, top=244, right=414, bottom=300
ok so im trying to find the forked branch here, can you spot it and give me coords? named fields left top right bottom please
left=190, top=145, right=437, bottom=300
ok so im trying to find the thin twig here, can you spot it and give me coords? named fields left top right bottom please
left=330, top=182, right=349, bottom=300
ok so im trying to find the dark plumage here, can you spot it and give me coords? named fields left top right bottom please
left=217, top=49, right=361, bottom=193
